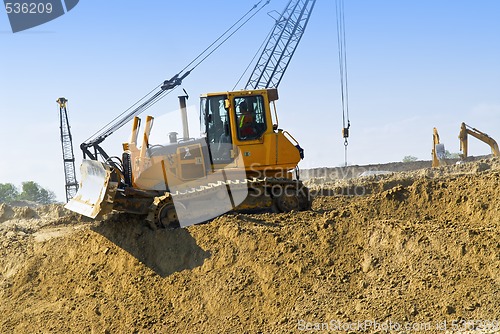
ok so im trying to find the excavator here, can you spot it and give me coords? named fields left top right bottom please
left=431, top=127, right=446, bottom=167
left=432, top=123, right=498, bottom=168
left=459, top=122, right=499, bottom=159
left=65, top=0, right=316, bottom=228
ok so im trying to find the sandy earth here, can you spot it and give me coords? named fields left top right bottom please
left=0, top=158, right=499, bottom=333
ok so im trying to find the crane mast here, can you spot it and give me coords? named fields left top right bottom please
left=57, top=97, right=79, bottom=202
left=245, top=0, right=316, bottom=89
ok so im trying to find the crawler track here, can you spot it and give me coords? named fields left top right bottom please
left=142, top=177, right=311, bottom=228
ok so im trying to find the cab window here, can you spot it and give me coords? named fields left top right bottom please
left=201, top=95, right=233, bottom=163
left=234, top=95, right=266, bottom=140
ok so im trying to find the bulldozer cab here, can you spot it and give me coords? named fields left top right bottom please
left=200, top=88, right=301, bottom=175
left=234, top=95, right=268, bottom=140
left=201, top=89, right=274, bottom=164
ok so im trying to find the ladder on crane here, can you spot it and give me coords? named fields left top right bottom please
left=245, top=0, right=317, bottom=89
left=57, top=97, right=79, bottom=202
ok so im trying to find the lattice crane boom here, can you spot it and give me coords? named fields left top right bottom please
left=245, top=0, right=316, bottom=89
left=57, top=97, right=79, bottom=202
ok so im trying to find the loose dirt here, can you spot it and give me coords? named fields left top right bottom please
left=1, top=158, right=499, bottom=333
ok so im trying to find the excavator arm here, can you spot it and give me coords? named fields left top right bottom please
left=432, top=127, right=446, bottom=167
left=459, top=122, right=499, bottom=159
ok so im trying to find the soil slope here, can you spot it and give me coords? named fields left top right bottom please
left=1, top=158, right=499, bottom=333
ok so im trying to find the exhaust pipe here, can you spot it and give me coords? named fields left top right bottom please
left=178, top=95, right=189, bottom=140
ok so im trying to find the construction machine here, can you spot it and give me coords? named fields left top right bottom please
left=459, top=122, right=499, bottom=159
left=64, top=0, right=316, bottom=228
left=57, top=97, right=79, bottom=202
left=432, top=127, right=446, bottom=167
left=66, top=88, right=310, bottom=228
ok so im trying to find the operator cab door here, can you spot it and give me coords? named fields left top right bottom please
left=232, top=94, right=271, bottom=168
left=201, top=95, right=234, bottom=164
left=233, top=95, right=267, bottom=142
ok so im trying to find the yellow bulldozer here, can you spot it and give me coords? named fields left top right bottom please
left=66, top=88, right=310, bottom=228
left=63, top=0, right=317, bottom=228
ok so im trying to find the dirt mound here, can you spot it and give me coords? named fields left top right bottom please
left=1, top=158, right=499, bottom=333
left=302, top=155, right=492, bottom=182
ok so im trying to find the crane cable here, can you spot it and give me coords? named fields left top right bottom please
left=232, top=25, right=273, bottom=91
left=182, top=0, right=271, bottom=75
left=335, top=0, right=350, bottom=167
left=85, top=0, right=271, bottom=143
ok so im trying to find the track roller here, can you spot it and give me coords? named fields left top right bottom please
left=147, top=194, right=180, bottom=229
left=271, top=181, right=311, bottom=213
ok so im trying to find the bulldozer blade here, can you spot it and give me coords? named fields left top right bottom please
left=65, top=160, right=117, bottom=218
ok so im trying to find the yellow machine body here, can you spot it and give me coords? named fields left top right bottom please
left=66, top=88, right=308, bottom=225
left=125, top=88, right=301, bottom=190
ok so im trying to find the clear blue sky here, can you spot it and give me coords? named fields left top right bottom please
left=1, top=1, right=499, bottom=202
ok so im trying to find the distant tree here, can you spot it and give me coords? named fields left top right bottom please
left=0, top=183, right=20, bottom=203
left=444, top=150, right=461, bottom=159
left=18, top=181, right=56, bottom=204
left=337, top=162, right=352, bottom=167
left=402, top=155, right=418, bottom=163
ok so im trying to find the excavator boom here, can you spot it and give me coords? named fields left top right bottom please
left=459, top=122, right=499, bottom=159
